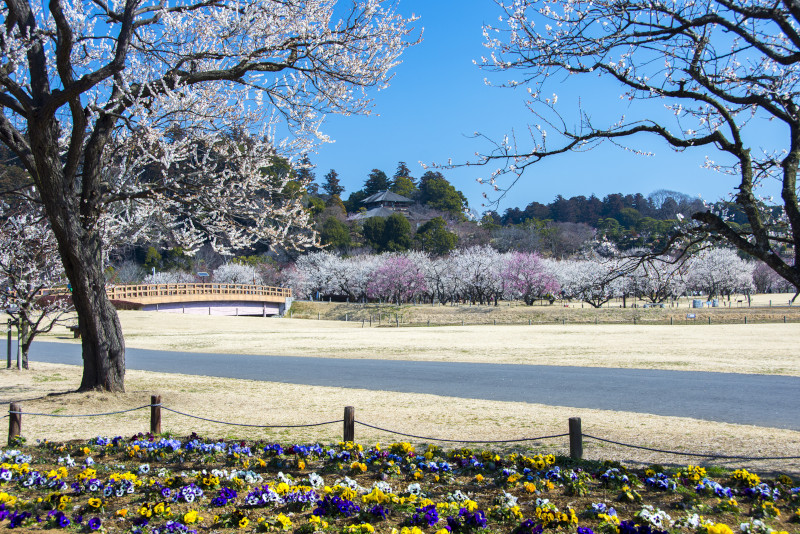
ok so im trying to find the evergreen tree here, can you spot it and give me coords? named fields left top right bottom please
left=322, top=169, right=344, bottom=198
left=393, top=161, right=413, bottom=181
left=364, top=168, right=390, bottom=195
left=361, top=214, right=412, bottom=252
left=383, top=213, right=413, bottom=251
left=361, top=217, right=386, bottom=250
left=415, top=217, right=458, bottom=255
left=344, top=190, right=369, bottom=213
left=391, top=161, right=417, bottom=197
left=320, top=217, right=351, bottom=249
left=295, top=155, right=317, bottom=195
left=418, top=171, right=467, bottom=218
left=391, top=176, right=418, bottom=198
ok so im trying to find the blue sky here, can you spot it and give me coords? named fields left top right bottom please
left=312, top=0, right=784, bottom=216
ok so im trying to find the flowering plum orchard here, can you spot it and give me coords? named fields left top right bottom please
left=285, top=246, right=758, bottom=308
left=475, top=0, right=800, bottom=295
left=0, top=0, right=417, bottom=391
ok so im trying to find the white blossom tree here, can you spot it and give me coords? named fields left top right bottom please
left=0, top=0, right=417, bottom=390
left=475, top=0, right=800, bottom=295
left=212, top=263, right=260, bottom=285
left=626, top=250, right=688, bottom=304
left=549, top=257, right=625, bottom=308
left=421, top=255, right=459, bottom=305
left=329, top=254, right=380, bottom=302
left=0, top=204, right=73, bottom=368
left=687, top=248, right=755, bottom=300
left=449, top=246, right=505, bottom=305
left=286, top=251, right=339, bottom=300
left=141, top=271, right=196, bottom=284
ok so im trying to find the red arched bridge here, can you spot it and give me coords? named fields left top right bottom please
left=42, top=284, right=293, bottom=317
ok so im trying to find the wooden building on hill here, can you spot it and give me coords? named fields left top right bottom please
left=349, top=190, right=414, bottom=221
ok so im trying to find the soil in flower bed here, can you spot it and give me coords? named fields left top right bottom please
left=1, top=434, right=799, bottom=534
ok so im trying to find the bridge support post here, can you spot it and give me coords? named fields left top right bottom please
left=278, top=297, right=293, bottom=317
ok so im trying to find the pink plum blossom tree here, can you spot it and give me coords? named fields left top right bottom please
left=501, top=252, right=559, bottom=305
left=367, top=254, right=427, bottom=304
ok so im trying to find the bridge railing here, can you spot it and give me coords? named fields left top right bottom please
left=39, top=283, right=292, bottom=300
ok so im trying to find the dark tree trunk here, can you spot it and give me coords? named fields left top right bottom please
left=19, top=318, right=29, bottom=370
left=30, top=124, right=125, bottom=392
left=54, top=223, right=126, bottom=392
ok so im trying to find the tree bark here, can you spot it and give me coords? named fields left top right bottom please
left=30, top=125, right=125, bottom=392
left=54, top=224, right=126, bottom=392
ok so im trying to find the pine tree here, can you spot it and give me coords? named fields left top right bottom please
left=322, top=169, right=344, bottom=198
left=364, top=169, right=389, bottom=195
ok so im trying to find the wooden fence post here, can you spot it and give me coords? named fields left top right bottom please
left=150, top=395, right=162, bottom=435
left=9, top=402, right=21, bottom=445
left=569, top=417, right=583, bottom=460
left=343, top=406, right=355, bottom=442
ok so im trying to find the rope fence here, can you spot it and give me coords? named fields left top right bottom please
left=7, top=399, right=800, bottom=463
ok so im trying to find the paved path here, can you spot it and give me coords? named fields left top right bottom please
left=26, top=341, right=800, bottom=431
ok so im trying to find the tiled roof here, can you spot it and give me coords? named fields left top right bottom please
left=362, top=190, right=413, bottom=204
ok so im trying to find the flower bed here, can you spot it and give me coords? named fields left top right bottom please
left=1, top=434, right=798, bottom=533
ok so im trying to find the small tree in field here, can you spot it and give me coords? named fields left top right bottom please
left=628, top=255, right=688, bottom=304
left=502, top=252, right=559, bottom=305
left=551, top=257, right=625, bottom=308
left=475, top=0, right=800, bottom=295
left=367, top=254, right=427, bottom=304
left=0, top=0, right=417, bottom=391
left=0, top=206, right=73, bottom=368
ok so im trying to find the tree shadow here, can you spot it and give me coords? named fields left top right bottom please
left=0, top=388, right=79, bottom=404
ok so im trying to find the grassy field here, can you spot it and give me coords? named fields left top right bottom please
left=287, top=293, right=800, bottom=326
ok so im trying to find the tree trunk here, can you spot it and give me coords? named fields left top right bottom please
left=33, top=151, right=125, bottom=391
left=19, top=319, right=29, bottom=370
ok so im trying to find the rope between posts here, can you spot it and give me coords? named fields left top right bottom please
left=356, top=420, right=569, bottom=444
left=9, top=405, right=152, bottom=417
left=160, top=407, right=342, bottom=428
left=583, top=434, right=800, bottom=460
